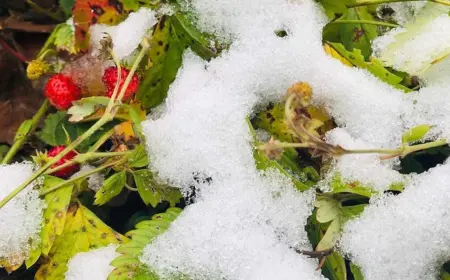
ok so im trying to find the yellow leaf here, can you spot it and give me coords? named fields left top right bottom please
left=40, top=176, right=74, bottom=255
left=323, top=43, right=353, bottom=67
left=114, top=121, right=135, bottom=142
left=35, top=201, right=128, bottom=280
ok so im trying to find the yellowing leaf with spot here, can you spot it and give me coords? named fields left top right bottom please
left=35, top=201, right=127, bottom=280
left=114, top=121, right=135, bottom=142
left=40, top=176, right=74, bottom=256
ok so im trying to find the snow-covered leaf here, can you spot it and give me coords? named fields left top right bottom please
left=35, top=201, right=127, bottom=280
left=108, top=208, right=182, bottom=280
left=132, top=169, right=182, bottom=207
left=326, top=42, right=410, bottom=91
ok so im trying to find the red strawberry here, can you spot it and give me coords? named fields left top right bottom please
left=47, top=146, right=80, bottom=179
left=102, top=66, right=140, bottom=100
left=44, top=74, right=81, bottom=110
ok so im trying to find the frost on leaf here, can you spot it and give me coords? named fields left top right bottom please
left=35, top=201, right=127, bottom=280
left=0, top=163, right=44, bottom=270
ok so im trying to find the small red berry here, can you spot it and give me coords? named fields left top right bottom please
left=102, top=66, right=140, bottom=100
left=44, top=74, right=81, bottom=110
left=47, top=146, right=80, bottom=179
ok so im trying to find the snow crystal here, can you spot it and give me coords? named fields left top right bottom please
left=323, top=128, right=405, bottom=192
left=340, top=160, right=450, bottom=280
left=65, top=244, right=119, bottom=280
left=71, top=165, right=105, bottom=192
left=0, top=163, right=43, bottom=265
left=138, top=0, right=450, bottom=278
left=90, top=8, right=157, bottom=60
left=373, top=13, right=450, bottom=75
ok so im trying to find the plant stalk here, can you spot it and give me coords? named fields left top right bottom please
left=2, top=100, right=50, bottom=164
left=329, top=20, right=398, bottom=28
left=40, top=157, right=127, bottom=196
left=347, top=0, right=450, bottom=8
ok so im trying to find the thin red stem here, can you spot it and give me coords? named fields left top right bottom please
left=0, top=37, right=28, bottom=63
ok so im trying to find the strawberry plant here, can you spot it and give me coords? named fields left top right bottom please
left=0, top=0, right=450, bottom=279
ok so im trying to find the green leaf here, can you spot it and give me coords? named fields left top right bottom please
left=341, top=204, right=366, bottom=223
left=323, top=251, right=347, bottom=280
left=67, top=97, right=110, bottom=122
left=94, top=172, right=127, bottom=205
left=326, top=42, right=411, bottom=92
left=59, top=0, right=74, bottom=17
left=53, top=23, right=75, bottom=54
left=402, top=125, right=432, bottom=144
left=128, top=145, right=149, bottom=168
left=350, top=263, right=365, bottom=280
left=132, top=169, right=182, bottom=207
left=329, top=175, right=375, bottom=198
left=316, top=198, right=341, bottom=223
left=121, top=0, right=140, bottom=11
left=316, top=215, right=341, bottom=251
left=37, top=111, right=119, bottom=152
left=172, top=13, right=218, bottom=60
left=136, top=16, right=184, bottom=109
left=0, top=145, right=9, bottom=162
left=40, top=175, right=74, bottom=255
left=339, top=8, right=378, bottom=58
left=108, top=208, right=182, bottom=280
left=316, top=0, right=349, bottom=18
left=137, top=14, right=218, bottom=110
left=36, top=202, right=127, bottom=280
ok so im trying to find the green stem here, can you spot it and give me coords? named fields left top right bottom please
left=329, top=20, right=398, bottom=28
left=26, top=0, right=64, bottom=22
left=2, top=100, right=50, bottom=164
left=345, top=148, right=401, bottom=155
left=40, top=157, right=127, bottom=197
left=88, top=128, right=115, bottom=152
left=124, top=182, right=138, bottom=191
left=403, top=139, right=447, bottom=156
left=347, top=0, right=450, bottom=8
left=44, top=151, right=130, bottom=175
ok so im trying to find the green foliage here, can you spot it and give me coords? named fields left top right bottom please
left=108, top=207, right=183, bottom=280
left=315, top=0, right=351, bottom=18
left=326, top=42, right=411, bottom=92
left=94, top=171, right=127, bottom=205
left=128, top=145, right=149, bottom=168
left=37, top=111, right=119, bottom=152
left=67, top=97, right=111, bottom=122
left=136, top=13, right=218, bottom=110
left=402, top=125, right=432, bottom=144
left=53, top=23, right=75, bottom=54
left=132, top=169, right=183, bottom=207
left=59, top=0, right=74, bottom=17
left=35, top=201, right=127, bottom=280
left=339, top=8, right=378, bottom=58
left=350, top=263, right=365, bottom=280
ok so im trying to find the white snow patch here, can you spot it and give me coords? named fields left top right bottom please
left=323, top=128, right=405, bottom=192
left=65, top=244, right=119, bottom=280
left=340, top=160, right=450, bottom=280
left=0, top=163, right=44, bottom=265
left=90, top=8, right=157, bottom=60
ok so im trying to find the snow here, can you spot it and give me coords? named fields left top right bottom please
left=71, top=165, right=105, bottom=192
left=323, top=128, right=405, bottom=192
left=65, top=244, right=119, bottom=280
left=0, top=163, right=44, bottom=266
left=340, top=160, right=450, bottom=280
left=90, top=8, right=157, bottom=60
left=131, top=0, right=450, bottom=278
left=373, top=13, right=450, bottom=75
